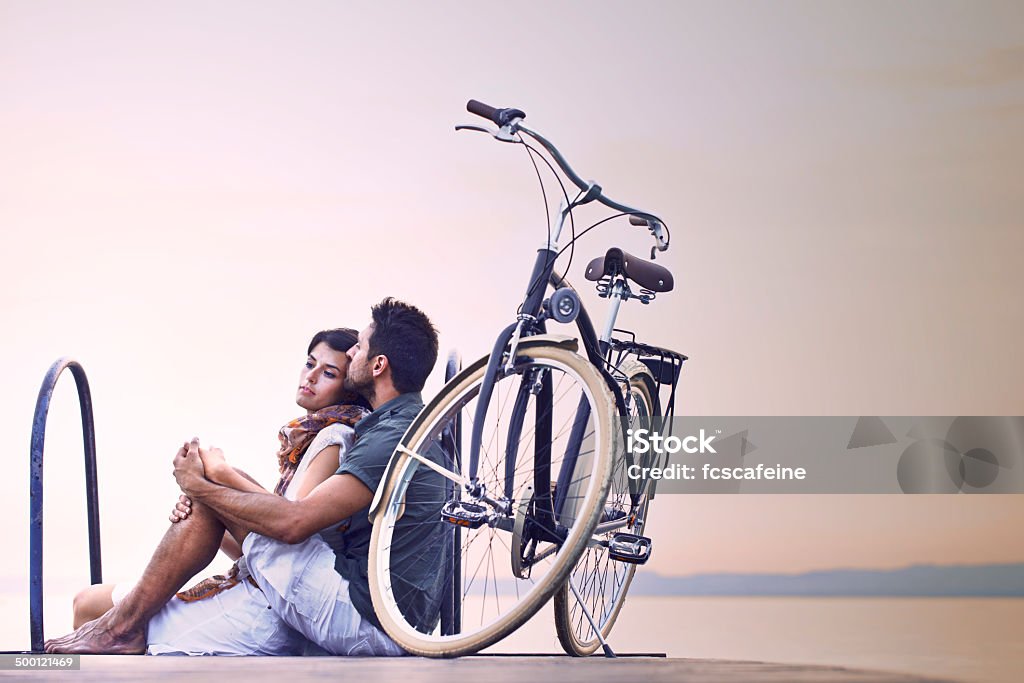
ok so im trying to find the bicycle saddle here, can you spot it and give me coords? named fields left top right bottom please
left=584, top=247, right=674, bottom=293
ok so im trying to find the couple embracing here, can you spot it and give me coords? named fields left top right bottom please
left=46, top=297, right=447, bottom=657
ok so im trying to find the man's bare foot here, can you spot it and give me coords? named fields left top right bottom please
left=44, top=611, right=146, bottom=654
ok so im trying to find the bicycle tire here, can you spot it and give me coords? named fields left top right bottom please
left=368, top=338, right=617, bottom=657
left=553, top=360, right=659, bottom=655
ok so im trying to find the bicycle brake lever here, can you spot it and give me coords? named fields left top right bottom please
left=648, top=220, right=669, bottom=259
left=455, top=124, right=493, bottom=135
left=455, top=124, right=519, bottom=143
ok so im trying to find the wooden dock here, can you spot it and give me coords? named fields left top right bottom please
left=0, top=655, right=958, bottom=682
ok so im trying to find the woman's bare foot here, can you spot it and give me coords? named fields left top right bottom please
left=44, top=610, right=146, bottom=654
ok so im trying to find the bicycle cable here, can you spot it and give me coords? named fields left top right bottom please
left=561, top=189, right=581, bottom=288
left=517, top=135, right=576, bottom=315
left=555, top=212, right=635, bottom=258
left=519, top=135, right=552, bottom=292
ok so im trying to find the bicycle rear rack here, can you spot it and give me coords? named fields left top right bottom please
left=29, top=358, right=103, bottom=653
left=609, top=334, right=687, bottom=424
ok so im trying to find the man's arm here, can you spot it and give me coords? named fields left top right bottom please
left=175, top=448, right=373, bottom=544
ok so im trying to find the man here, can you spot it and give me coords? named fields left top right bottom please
left=45, top=297, right=445, bottom=655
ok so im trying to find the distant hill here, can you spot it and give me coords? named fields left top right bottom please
left=629, top=563, right=1024, bottom=597
left=4, top=563, right=1023, bottom=599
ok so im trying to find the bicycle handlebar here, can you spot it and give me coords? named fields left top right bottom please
left=465, top=99, right=669, bottom=253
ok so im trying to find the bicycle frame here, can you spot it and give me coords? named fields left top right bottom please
left=464, top=248, right=641, bottom=546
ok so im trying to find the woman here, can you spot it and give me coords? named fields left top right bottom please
left=70, top=328, right=372, bottom=655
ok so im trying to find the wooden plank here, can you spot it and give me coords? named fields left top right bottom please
left=0, top=655, right=957, bottom=683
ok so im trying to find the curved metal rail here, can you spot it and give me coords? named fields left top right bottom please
left=29, top=358, right=102, bottom=652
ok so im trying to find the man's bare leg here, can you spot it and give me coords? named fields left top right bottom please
left=44, top=498, right=226, bottom=654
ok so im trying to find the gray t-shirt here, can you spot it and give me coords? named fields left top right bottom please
left=330, top=392, right=447, bottom=633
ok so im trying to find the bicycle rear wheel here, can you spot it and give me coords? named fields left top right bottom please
left=553, top=360, right=659, bottom=655
left=368, top=339, right=617, bottom=657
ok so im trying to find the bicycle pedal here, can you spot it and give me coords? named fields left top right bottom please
left=441, top=500, right=488, bottom=529
left=607, top=533, right=652, bottom=564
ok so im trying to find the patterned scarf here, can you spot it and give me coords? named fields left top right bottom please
left=175, top=403, right=368, bottom=602
left=273, top=403, right=369, bottom=495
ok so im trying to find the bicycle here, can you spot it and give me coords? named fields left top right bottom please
left=366, top=100, right=686, bottom=658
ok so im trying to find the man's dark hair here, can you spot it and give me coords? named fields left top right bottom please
left=368, top=297, right=439, bottom=393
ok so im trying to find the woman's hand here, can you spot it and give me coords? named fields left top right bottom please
left=198, top=445, right=229, bottom=484
left=169, top=494, right=192, bottom=523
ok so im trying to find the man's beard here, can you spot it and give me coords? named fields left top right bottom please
left=344, top=374, right=374, bottom=405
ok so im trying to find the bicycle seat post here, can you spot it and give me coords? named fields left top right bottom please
left=598, top=279, right=629, bottom=347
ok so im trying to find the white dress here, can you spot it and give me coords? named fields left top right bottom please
left=112, top=423, right=356, bottom=656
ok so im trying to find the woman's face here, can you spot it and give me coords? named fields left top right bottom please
left=296, top=341, right=352, bottom=413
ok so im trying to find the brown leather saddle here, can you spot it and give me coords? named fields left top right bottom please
left=584, top=247, right=674, bottom=293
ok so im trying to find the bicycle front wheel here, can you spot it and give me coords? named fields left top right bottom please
left=368, top=340, right=617, bottom=657
left=553, top=360, right=659, bottom=655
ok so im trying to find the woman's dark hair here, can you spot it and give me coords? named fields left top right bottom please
left=307, top=328, right=371, bottom=410
left=307, top=328, right=360, bottom=355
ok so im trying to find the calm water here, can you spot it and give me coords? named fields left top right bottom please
left=488, top=596, right=1023, bottom=683
left=3, top=593, right=1021, bottom=682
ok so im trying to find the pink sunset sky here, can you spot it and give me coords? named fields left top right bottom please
left=1, top=0, right=1022, bottom=641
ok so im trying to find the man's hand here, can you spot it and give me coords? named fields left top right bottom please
left=169, top=494, right=192, bottom=523
left=173, top=438, right=207, bottom=494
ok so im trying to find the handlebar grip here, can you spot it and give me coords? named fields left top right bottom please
left=467, top=99, right=500, bottom=124
left=467, top=99, right=527, bottom=127
left=629, top=215, right=649, bottom=226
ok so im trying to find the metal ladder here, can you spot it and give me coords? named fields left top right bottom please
left=29, top=358, right=103, bottom=653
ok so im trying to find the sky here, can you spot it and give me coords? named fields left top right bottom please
left=1, top=0, right=1023, bottom=642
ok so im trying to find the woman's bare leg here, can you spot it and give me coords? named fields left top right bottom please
left=45, top=498, right=226, bottom=654
left=72, top=584, right=115, bottom=629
